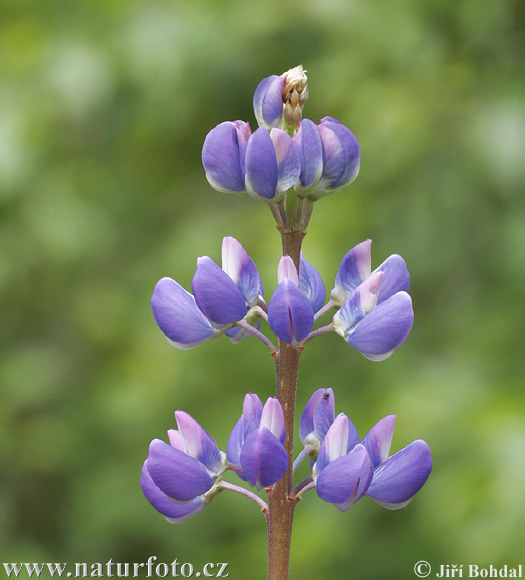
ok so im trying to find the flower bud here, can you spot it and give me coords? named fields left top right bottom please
left=253, top=65, right=308, bottom=132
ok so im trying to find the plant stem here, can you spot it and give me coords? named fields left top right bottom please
left=267, top=341, right=301, bottom=580
left=266, top=228, right=305, bottom=580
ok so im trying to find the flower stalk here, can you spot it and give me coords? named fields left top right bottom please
left=265, top=224, right=305, bottom=580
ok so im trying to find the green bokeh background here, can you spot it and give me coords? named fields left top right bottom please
left=2, top=1, right=524, bottom=578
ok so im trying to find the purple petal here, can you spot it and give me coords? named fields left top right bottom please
left=234, top=121, right=251, bottom=178
left=175, top=411, right=223, bottom=475
left=316, top=444, right=369, bottom=510
left=361, top=415, right=396, bottom=470
left=146, top=439, right=215, bottom=502
left=151, top=277, right=215, bottom=349
left=299, top=254, right=326, bottom=314
left=333, top=271, right=384, bottom=335
left=140, top=462, right=205, bottom=523
left=260, top=398, right=286, bottom=445
left=240, top=427, right=288, bottom=490
left=202, top=121, right=247, bottom=193
left=192, top=257, right=247, bottom=325
left=267, top=279, right=314, bottom=346
left=300, top=388, right=325, bottom=443
left=354, top=447, right=374, bottom=502
left=346, top=416, right=361, bottom=452
left=253, top=75, right=285, bottom=129
left=167, top=429, right=184, bottom=451
left=347, top=291, right=414, bottom=361
left=221, top=237, right=263, bottom=306
left=316, top=413, right=351, bottom=474
left=299, top=388, right=335, bottom=444
left=372, top=254, right=411, bottom=305
left=226, top=416, right=244, bottom=470
left=242, top=393, right=263, bottom=439
left=367, top=440, right=433, bottom=509
left=318, top=120, right=360, bottom=191
left=270, top=128, right=301, bottom=192
left=295, top=119, right=324, bottom=189
left=277, top=255, right=299, bottom=285
left=245, top=127, right=278, bottom=200
left=333, top=240, right=372, bottom=300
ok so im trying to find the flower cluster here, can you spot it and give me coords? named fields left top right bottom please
left=141, top=388, right=432, bottom=523
left=202, top=66, right=360, bottom=203
left=300, top=388, right=433, bottom=511
left=143, top=65, right=432, bottom=577
left=152, top=236, right=413, bottom=361
left=141, top=394, right=287, bottom=523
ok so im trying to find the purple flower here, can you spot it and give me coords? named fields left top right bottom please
left=331, top=239, right=414, bottom=361
left=331, top=239, right=410, bottom=305
left=253, top=66, right=309, bottom=131
left=314, top=411, right=432, bottom=512
left=202, top=123, right=301, bottom=201
left=227, top=393, right=288, bottom=490
left=192, top=257, right=248, bottom=326
left=201, top=121, right=251, bottom=194
left=361, top=415, right=433, bottom=509
left=253, top=75, right=286, bottom=129
left=141, top=411, right=227, bottom=523
left=299, top=253, right=326, bottom=314
left=314, top=414, right=372, bottom=511
left=151, top=277, right=217, bottom=350
left=299, top=387, right=336, bottom=458
left=294, top=117, right=360, bottom=200
left=220, top=236, right=265, bottom=343
left=268, top=256, right=314, bottom=346
left=151, top=237, right=263, bottom=348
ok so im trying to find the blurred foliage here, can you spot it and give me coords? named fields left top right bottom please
left=1, top=0, right=524, bottom=578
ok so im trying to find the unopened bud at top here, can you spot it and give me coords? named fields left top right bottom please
left=253, top=65, right=308, bottom=132
left=282, top=65, right=308, bottom=132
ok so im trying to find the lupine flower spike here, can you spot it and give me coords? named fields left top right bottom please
left=144, top=66, right=433, bottom=580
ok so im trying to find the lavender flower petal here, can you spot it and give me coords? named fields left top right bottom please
left=140, top=462, right=205, bottom=523
left=151, top=277, right=215, bottom=349
left=267, top=279, right=314, bottom=346
left=316, top=444, right=371, bottom=511
left=299, top=387, right=335, bottom=445
left=240, top=427, right=288, bottom=490
left=226, top=416, right=244, bottom=470
left=242, top=393, right=263, bottom=439
left=253, top=75, right=285, bottom=129
left=333, top=239, right=372, bottom=300
left=146, top=439, right=215, bottom=502
left=347, top=291, right=414, bottom=361
left=192, top=257, right=247, bottom=325
left=260, top=397, right=286, bottom=446
left=318, top=118, right=360, bottom=191
left=245, top=127, right=279, bottom=200
left=373, top=254, right=410, bottom=304
left=316, top=413, right=351, bottom=474
left=367, top=440, right=433, bottom=509
left=361, top=415, right=396, bottom=470
left=202, top=121, right=248, bottom=193
left=295, top=118, right=324, bottom=189
left=221, top=236, right=263, bottom=306
left=299, top=254, right=326, bottom=314
left=333, top=271, right=384, bottom=335
left=270, top=128, right=301, bottom=193
left=175, top=410, right=224, bottom=475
